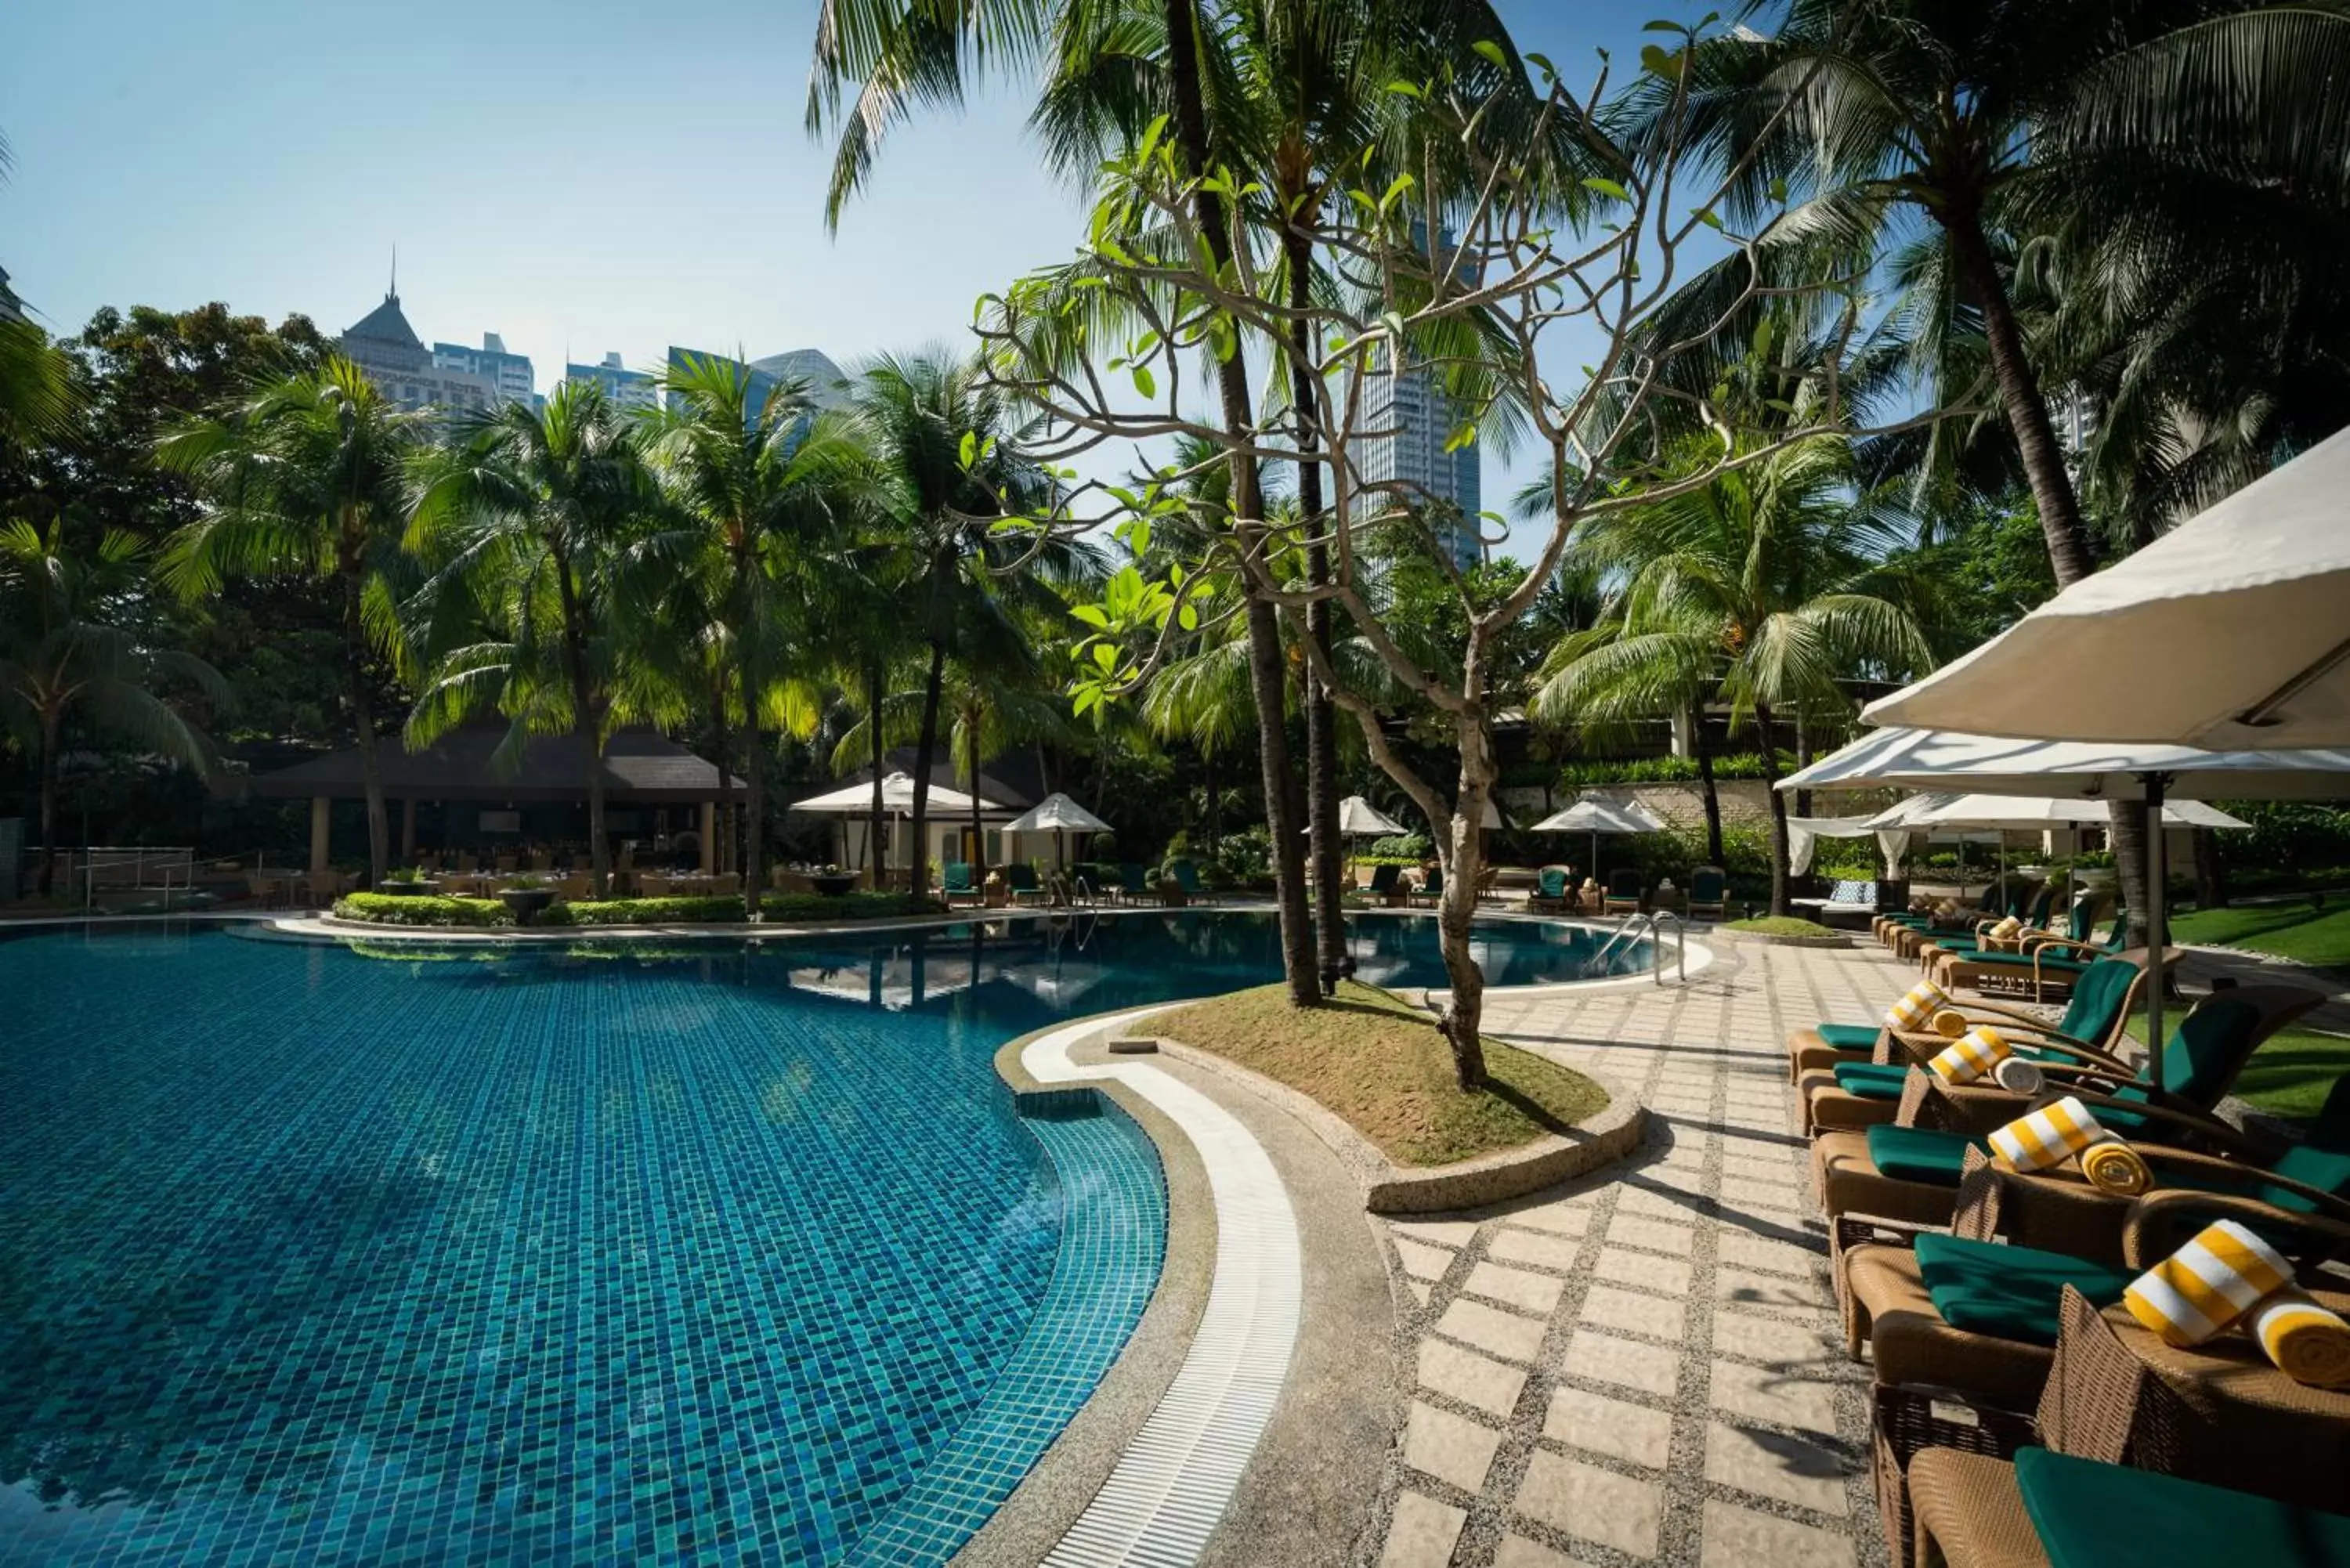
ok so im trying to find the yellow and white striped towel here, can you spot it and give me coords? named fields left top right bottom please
left=2250, top=1288, right=2350, bottom=1389
left=1886, top=980, right=1949, bottom=1032
left=1991, top=1056, right=2044, bottom=1095
left=1988, top=1096, right=2108, bottom=1172
left=1930, top=1026, right=2012, bottom=1086
left=1989, top=915, right=2023, bottom=941
left=2124, top=1219, right=2295, bottom=1347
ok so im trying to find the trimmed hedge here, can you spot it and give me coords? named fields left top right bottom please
left=334, top=891, right=941, bottom=929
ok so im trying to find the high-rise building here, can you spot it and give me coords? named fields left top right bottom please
left=1351, top=225, right=1484, bottom=571
left=339, top=287, right=500, bottom=414
left=564, top=351, right=657, bottom=411
left=1355, top=358, right=1484, bottom=571
left=0, top=266, right=24, bottom=326
left=432, top=332, right=534, bottom=407
left=663, top=345, right=851, bottom=427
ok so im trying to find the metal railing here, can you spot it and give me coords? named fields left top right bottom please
left=1596, top=909, right=1690, bottom=986
left=70, top=846, right=198, bottom=910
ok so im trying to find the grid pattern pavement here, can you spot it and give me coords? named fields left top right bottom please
left=1370, top=940, right=1914, bottom=1568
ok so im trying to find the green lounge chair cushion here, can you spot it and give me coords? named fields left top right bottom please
left=1864, top=1124, right=1989, bottom=1187
left=1832, top=1062, right=1912, bottom=1098
left=2016, top=1446, right=2350, bottom=1568
left=1817, top=1023, right=1882, bottom=1052
left=1913, top=1234, right=2134, bottom=1346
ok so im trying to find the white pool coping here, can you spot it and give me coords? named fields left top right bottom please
left=1021, top=1006, right=1303, bottom=1567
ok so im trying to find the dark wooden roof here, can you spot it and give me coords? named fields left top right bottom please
left=248, top=727, right=740, bottom=803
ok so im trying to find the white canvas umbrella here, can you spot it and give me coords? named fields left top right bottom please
left=1332, top=795, right=1407, bottom=837
left=1864, top=425, right=2350, bottom=746
left=791, top=771, right=1021, bottom=876
left=1896, top=793, right=2247, bottom=832
left=1530, top=794, right=1671, bottom=883
left=1781, top=728, right=2350, bottom=1080
left=1003, top=791, right=1112, bottom=870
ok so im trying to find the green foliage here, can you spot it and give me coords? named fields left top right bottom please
left=334, top=891, right=941, bottom=927
left=2224, top=803, right=2350, bottom=872
left=1211, top=825, right=1274, bottom=886
left=1553, top=753, right=1785, bottom=788
left=1367, top=832, right=1433, bottom=861
left=1724, top=916, right=1841, bottom=938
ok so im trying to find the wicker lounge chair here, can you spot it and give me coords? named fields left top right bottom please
left=1601, top=868, right=1643, bottom=915
left=1785, top=949, right=2149, bottom=1086
left=1409, top=865, right=1445, bottom=906
left=1113, top=862, right=1152, bottom=903
left=1166, top=859, right=1217, bottom=905
left=1002, top=864, right=1049, bottom=905
left=1918, top=884, right=2059, bottom=967
left=1528, top=865, right=1573, bottom=912
left=1364, top=862, right=1405, bottom=906
left=1686, top=865, right=1727, bottom=920
left=1940, top=909, right=2132, bottom=1003
left=1810, top=985, right=2323, bottom=1243
left=1798, top=954, right=2153, bottom=1136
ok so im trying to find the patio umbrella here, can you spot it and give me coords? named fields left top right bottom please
left=1780, top=728, right=2350, bottom=1085
left=1314, top=795, right=1406, bottom=837
left=790, top=771, right=1020, bottom=875
left=1003, top=791, right=1112, bottom=871
left=1863, top=425, right=2350, bottom=747
left=1889, top=792, right=2248, bottom=904
left=1529, top=793, right=1671, bottom=884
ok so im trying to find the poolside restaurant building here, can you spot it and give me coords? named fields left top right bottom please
left=247, top=726, right=740, bottom=876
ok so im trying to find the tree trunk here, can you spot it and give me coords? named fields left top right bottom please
left=1288, top=227, right=1347, bottom=987
left=739, top=664, right=765, bottom=920
left=552, top=557, right=610, bottom=899
left=906, top=639, right=946, bottom=899
left=1691, top=710, right=1725, bottom=868
left=1435, top=730, right=1497, bottom=1089
left=708, top=671, right=732, bottom=891
left=1161, top=0, right=1315, bottom=1006
left=1203, top=749, right=1220, bottom=854
left=34, top=707, right=60, bottom=897
left=867, top=663, right=887, bottom=885
left=1754, top=700, right=1791, bottom=916
left=1940, top=208, right=2095, bottom=591
left=967, top=712, right=986, bottom=886
left=2191, top=825, right=2225, bottom=911
left=2110, top=800, right=2152, bottom=948
left=344, top=568, right=389, bottom=887
left=1792, top=710, right=1814, bottom=820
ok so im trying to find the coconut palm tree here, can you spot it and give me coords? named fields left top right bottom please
left=158, top=356, right=428, bottom=885
left=846, top=349, right=1056, bottom=897
left=1532, top=436, right=1934, bottom=915
left=0, top=517, right=226, bottom=895
left=641, top=354, right=865, bottom=918
left=404, top=383, right=675, bottom=896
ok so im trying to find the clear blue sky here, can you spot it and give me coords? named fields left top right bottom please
left=5, top=1, right=1666, bottom=529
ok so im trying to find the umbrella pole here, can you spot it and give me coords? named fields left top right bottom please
left=2143, top=776, right=2168, bottom=1090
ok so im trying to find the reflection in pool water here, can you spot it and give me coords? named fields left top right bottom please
left=0, top=911, right=1639, bottom=1566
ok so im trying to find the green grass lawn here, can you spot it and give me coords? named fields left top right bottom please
left=2122, top=1008, right=2350, bottom=1124
left=1146, top=978, right=1609, bottom=1166
left=2168, top=901, right=2350, bottom=970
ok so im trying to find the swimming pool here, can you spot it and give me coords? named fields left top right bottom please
left=0, top=911, right=1644, bottom=1565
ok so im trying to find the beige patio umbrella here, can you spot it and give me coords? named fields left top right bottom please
left=1003, top=791, right=1112, bottom=870
left=1864, top=425, right=2350, bottom=746
left=1529, top=794, right=1670, bottom=884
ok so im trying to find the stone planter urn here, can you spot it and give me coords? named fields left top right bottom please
left=500, top=887, right=556, bottom=925
left=378, top=879, right=439, bottom=898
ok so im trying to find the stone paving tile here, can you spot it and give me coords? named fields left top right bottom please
left=1371, top=939, right=1905, bottom=1568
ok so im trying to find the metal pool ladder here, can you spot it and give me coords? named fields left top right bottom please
left=1596, top=910, right=1689, bottom=986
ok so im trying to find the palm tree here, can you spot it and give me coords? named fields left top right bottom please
left=1532, top=437, right=1934, bottom=915
left=159, top=356, right=427, bottom=885
left=642, top=354, right=862, bottom=918
left=847, top=349, right=1054, bottom=898
left=404, top=383, right=673, bottom=896
left=0, top=517, right=226, bottom=895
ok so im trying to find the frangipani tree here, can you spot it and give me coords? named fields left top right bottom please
left=983, top=32, right=1957, bottom=1086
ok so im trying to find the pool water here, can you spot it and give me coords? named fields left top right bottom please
left=0, top=911, right=1639, bottom=1565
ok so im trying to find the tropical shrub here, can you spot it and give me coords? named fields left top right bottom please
left=334, top=893, right=512, bottom=926
left=334, top=891, right=940, bottom=927
left=1367, top=832, right=1434, bottom=862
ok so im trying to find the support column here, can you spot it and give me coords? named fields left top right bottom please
left=400, top=798, right=417, bottom=860
left=309, top=797, right=331, bottom=876
left=700, top=802, right=716, bottom=873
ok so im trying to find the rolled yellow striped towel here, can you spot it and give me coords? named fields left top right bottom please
left=1886, top=980, right=1949, bottom=1032
left=1989, top=1096, right=2108, bottom=1173
left=1930, top=1026, right=2012, bottom=1086
left=1927, top=1006, right=1971, bottom=1039
left=1991, top=1056, right=2044, bottom=1095
left=2077, top=1137, right=2153, bottom=1197
left=2251, top=1288, right=2350, bottom=1389
left=2124, top=1219, right=2295, bottom=1347
left=1990, top=915, right=2023, bottom=940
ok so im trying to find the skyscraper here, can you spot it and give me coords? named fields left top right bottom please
left=339, top=287, right=501, bottom=414
left=563, top=352, right=657, bottom=411
left=1354, top=358, right=1484, bottom=571
left=664, top=345, right=851, bottom=428
left=432, top=332, right=534, bottom=407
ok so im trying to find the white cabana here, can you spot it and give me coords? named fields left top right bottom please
left=1864, top=425, right=2350, bottom=747
left=1780, top=728, right=2350, bottom=1081
left=1530, top=794, right=1671, bottom=880
left=1784, top=814, right=1911, bottom=877
left=791, top=770, right=1021, bottom=818
left=1003, top=791, right=1112, bottom=870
